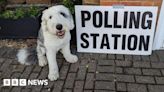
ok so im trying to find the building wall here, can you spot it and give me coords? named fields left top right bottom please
left=100, top=0, right=162, bottom=7
left=83, top=0, right=162, bottom=12
left=7, top=0, right=57, bottom=4
left=83, top=0, right=163, bottom=27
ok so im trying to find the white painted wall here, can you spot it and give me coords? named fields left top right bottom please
left=153, top=0, right=164, bottom=50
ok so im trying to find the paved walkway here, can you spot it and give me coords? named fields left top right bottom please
left=0, top=46, right=164, bottom=92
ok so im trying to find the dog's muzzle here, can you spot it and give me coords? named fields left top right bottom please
left=56, top=30, right=65, bottom=39
left=55, top=24, right=65, bottom=39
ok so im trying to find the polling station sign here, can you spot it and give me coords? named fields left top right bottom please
left=75, top=6, right=158, bottom=55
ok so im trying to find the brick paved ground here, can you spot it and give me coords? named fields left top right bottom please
left=0, top=47, right=164, bottom=92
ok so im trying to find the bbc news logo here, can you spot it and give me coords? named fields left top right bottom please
left=3, top=79, right=48, bottom=86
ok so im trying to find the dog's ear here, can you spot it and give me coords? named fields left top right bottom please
left=69, top=11, right=75, bottom=30
left=41, top=9, right=48, bottom=31
left=41, top=9, right=48, bottom=22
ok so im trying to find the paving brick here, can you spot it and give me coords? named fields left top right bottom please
left=116, top=54, right=124, bottom=60
left=149, top=51, right=159, bottom=62
left=41, top=88, right=52, bottom=92
left=96, top=73, right=114, bottom=81
left=127, top=83, right=147, bottom=92
left=116, top=74, right=135, bottom=82
left=2, top=47, right=164, bottom=92
left=151, top=62, right=164, bottom=68
left=0, top=59, right=12, bottom=71
left=116, top=83, right=127, bottom=91
left=98, top=60, right=114, bottom=66
left=124, top=68, right=142, bottom=75
left=20, top=66, right=33, bottom=79
left=33, top=66, right=42, bottom=73
left=88, top=60, right=96, bottom=72
left=11, top=72, right=21, bottom=78
left=107, top=54, right=115, bottom=60
left=148, top=85, right=164, bottom=92
left=74, top=81, right=84, bottom=92
left=64, top=73, right=76, bottom=88
left=11, top=65, right=25, bottom=73
left=31, top=86, right=42, bottom=92
left=80, top=59, right=89, bottom=66
left=69, top=62, right=79, bottom=72
left=11, top=60, right=19, bottom=65
left=0, top=58, right=5, bottom=65
left=21, top=88, right=31, bottom=92
left=84, top=90, right=93, bottom=92
left=76, top=66, right=87, bottom=80
left=83, top=53, right=92, bottom=59
left=29, top=73, right=38, bottom=79
left=115, top=60, right=132, bottom=67
left=161, top=69, right=164, bottom=75
left=56, top=52, right=63, bottom=59
left=156, top=51, right=164, bottom=62
left=142, top=69, right=161, bottom=76
left=59, top=65, right=69, bottom=80
left=92, top=54, right=100, bottom=60
left=141, top=56, right=150, bottom=61
left=85, top=73, right=95, bottom=89
left=95, top=81, right=115, bottom=90
left=94, top=90, right=115, bottom=92
left=99, top=54, right=107, bottom=59
left=155, top=77, right=164, bottom=84
left=124, top=55, right=132, bottom=61
left=133, top=55, right=141, bottom=61
left=53, top=81, right=64, bottom=92
left=97, top=66, right=114, bottom=73
left=38, top=67, right=48, bottom=79
left=62, top=59, right=70, bottom=66
left=11, top=87, right=22, bottom=92
left=0, top=47, right=8, bottom=57
left=135, top=76, right=155, bottom=84
left=44, top=81, right=54, bottom=88
left=63, top=89, right=72, bottom=92
left=0, top=72, right=2, bottom=79
left=2, top=68, right=12, bottom=78
left=5, top=48, right=17, bottom=59
left=1, top=88, right=11, bottom=92
left=133, top=61, right=151, bottom=68
left=116, top=67, right=123, bottom=74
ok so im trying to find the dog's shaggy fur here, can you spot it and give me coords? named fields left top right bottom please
left=17, top=5, right=78, bottom=81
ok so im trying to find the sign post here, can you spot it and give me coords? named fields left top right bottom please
left=75, top=6, right=158, bottom=55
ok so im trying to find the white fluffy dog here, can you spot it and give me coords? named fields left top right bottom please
left=17, top=5, right=78, bottom=81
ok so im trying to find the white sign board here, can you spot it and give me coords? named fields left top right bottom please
left=75, top=6, right=158, bottom=55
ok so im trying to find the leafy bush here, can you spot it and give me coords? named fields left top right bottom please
left=0, top=0, right=6, bottom=4
left=27, top=6, right=40, bottom=17
left=0, top=6, right=40, bottom=19
left=62, top=0, right=75, bottom=13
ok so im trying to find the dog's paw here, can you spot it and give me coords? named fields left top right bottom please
left=48, top=72, right=59, bottom=81
left=66, top=55, right=78, bottom=63
left=38, top=57, right=48, bottom=67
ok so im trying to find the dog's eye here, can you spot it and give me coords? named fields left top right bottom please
left=60, top=12, right=67, bottom=17
left=49, top=16, right=52, bottom=19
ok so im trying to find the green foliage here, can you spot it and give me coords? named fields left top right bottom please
left=0, top=6, right=40, bottom=19
left=0, top=0, right=6, bottom=4
left=14, top=8, right=26, bottom=19
left=0, top=10, right=15, bottom=19
left=62, top=0, right=75, bottom=13
left=27, top=6, right=40, bottom=17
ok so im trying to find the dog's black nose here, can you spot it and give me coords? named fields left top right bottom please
left=56, top=24, right=63, bottom=30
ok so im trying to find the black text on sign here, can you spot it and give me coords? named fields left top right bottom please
left=75, top=6, right=158, bottom=55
